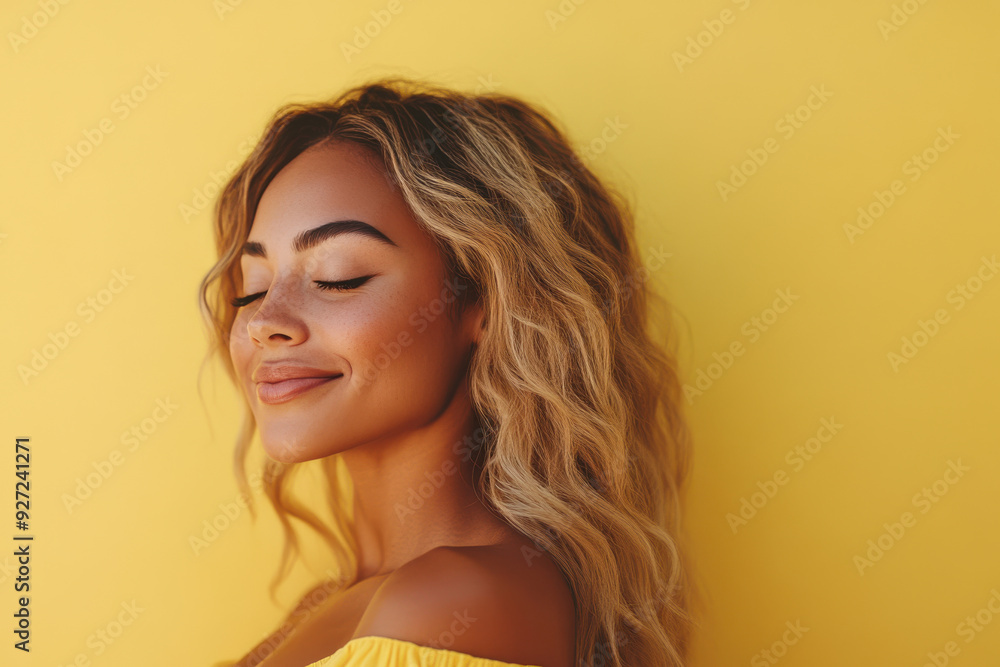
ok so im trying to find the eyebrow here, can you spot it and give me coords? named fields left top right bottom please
left=241, top=219, right=397, bottom=258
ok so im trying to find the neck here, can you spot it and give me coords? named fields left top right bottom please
left=339, top=386, right=508, bottom=581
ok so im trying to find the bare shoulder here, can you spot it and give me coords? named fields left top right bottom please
left=352, top=539, right=576, bottom=667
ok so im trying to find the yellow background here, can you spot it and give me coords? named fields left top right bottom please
left=2, top=1, right=998, bottom=665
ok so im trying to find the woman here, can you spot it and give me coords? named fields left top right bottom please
left=199, top=77, right=697, bottom=667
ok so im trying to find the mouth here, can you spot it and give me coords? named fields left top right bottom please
left=255, top=374, right=343, bottom=405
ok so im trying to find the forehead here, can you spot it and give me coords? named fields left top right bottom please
left=249, top=140, right=402, bottom=242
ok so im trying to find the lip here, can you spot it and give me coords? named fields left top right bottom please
left=252, top=364, right=343, bottom=405
left=256, top=376, right=341, bottom=404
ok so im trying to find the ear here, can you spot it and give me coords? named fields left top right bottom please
left=464, top=299, right=486, bottom=346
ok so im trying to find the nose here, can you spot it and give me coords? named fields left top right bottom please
left=245, top=284, right=309, bottom=347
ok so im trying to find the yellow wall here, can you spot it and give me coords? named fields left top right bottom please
left=2, top=1, right=997, bottom=665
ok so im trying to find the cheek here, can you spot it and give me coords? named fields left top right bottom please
left=229, top=313, right=253, bottom=379
left=349, top=288, right=463, bottom=389
left=329, top=304, right=407, bottom=386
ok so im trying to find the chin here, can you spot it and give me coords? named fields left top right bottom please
left=259, top=430, right=323, bottom=464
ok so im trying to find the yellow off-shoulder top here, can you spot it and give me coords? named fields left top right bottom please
left=304, top=635, right=543, bottom=666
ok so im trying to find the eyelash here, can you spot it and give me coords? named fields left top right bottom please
left=230, top=275, right=375, bottom=308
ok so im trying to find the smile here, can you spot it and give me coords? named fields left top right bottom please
left=255, top=375, right=342, bottom=405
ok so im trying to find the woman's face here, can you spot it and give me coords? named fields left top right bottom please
left=229, top=140, right=480, bottom=463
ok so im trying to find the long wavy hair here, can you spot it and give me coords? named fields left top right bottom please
left=198, top=76, right=699, bottom=666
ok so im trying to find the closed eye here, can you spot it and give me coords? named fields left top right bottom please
left=231, top=291, right=265, bottom=308
left=230, top=275, right=375, bottom=308
left=315, top=274, right=375, bottom=292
